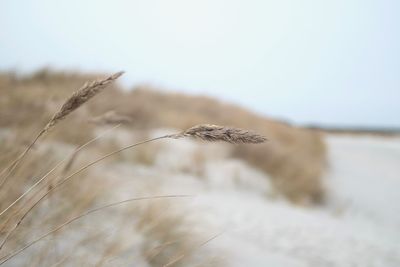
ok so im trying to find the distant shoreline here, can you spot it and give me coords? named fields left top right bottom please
left=305, top=125, right=400, bottom=137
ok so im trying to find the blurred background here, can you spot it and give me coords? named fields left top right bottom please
left=1, top=1, right=399, bottom=266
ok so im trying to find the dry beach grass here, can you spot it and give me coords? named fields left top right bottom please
left=0, top=71, right=124, bottom=189
left=0, top=70, right=327, bottom=203
left=170, top=124, right=267, bottom=144
left=0, top=70, right=272, bottom=266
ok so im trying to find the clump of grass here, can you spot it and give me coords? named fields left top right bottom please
left=0, top=195, right=192, bottom=265
left=0, top=121, right=264, bottom=250
left=0, top=69, right=290, bottom=267
left=119, top=88, right=327, bottom=204
left=0, top=71, right=124, bottom=189
left=1, top=71, right=327, bottom=203
left=0, top=74, right=265, bottom=266
left=135, top=200, right=224, bottom=267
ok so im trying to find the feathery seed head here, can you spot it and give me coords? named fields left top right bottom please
left=169, top=124, right=267, bottom=144
left=44, top=71, right=124, bottom=131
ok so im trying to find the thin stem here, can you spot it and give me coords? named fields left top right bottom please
left=0, top=195, right=192, bottom=265
left=0, top=135, right=170, bottom=251
left=0, top=124, right=121, bottom=218
left=0, top=129, right=45, bottom=189
left=163, top=232, right=223, bottom=267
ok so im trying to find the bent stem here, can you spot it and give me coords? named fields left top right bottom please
left=0, top=195, right=192, bottom=265
left=0, top=71, right=124, bottom=191
left=0, top=124, right=121, bottom=219
left=0, top=129, right=45, bottom=190
left=163, top=232, right=223, bottom=267
left=0, top=125, right=121, bottom=253
left=0, top=135, right=170, bottom=252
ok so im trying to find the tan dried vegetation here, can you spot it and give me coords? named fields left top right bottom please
left=0, top=69, right=271, bottom=266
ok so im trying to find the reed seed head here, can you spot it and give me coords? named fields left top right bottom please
left=44, top=71, right=124, bottom=131
left=169, top=124, right=267, bottom=144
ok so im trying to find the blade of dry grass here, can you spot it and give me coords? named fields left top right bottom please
left=0, top=135, right=170, bottom=251
left=0, top=124, right=264, bottom=259
left=0, top=125, right=121, bottom=252
left=0, top=195, right=192, bottom=265
left=144, top=241, right=180, bottom=262
left=163, top=232, right=223, bottom=267
left=0, top=71, right=124, bottom=189
left=0, top=124, right=121, bottom=219
left=61, top=148, right=80, bottom=176
left=0, top=130, right=44, bottom=187
left=48, top=254, right=70, bottom=267
left=1, top=125, right=265, bottom=248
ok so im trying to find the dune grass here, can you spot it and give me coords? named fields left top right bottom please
left=0, top=70, right=327, bottom=204
left=0, top=70, right=267, bottom=266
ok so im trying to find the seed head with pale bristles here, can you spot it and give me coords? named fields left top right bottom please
left=0, top=72, right=124, bottom=189
left=44, top=71, right=124, bottom=131
left=169, top=124, right=267, bottom=144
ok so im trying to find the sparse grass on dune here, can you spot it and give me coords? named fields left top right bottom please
left=0, top=69, right=327, bottom=204
left=113, top=88, right=327, bottom=204
left=0, top=69, right=267, bottom=266
left=0, top=73, right=125, bottom=265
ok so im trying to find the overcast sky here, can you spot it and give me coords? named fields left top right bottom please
left=1, top=0, right=399, bottom=127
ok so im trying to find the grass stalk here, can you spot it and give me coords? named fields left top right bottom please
left=1, top=124, right=266, bottom=251
left=0, top=135, right=169, bottom=251
left=163, top=232, right=223, bottom=267
left=0, top=72, right=123, bottom=190
left=0, top=124, right=121, bottom=219
left=0, top=195, right=192, bottom=265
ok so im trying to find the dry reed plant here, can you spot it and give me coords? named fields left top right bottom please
left=0, top=72, right=124, bottom=190
left=0, top=70, right=266, bottom=266
left=43, top=72, right=124, bottom=132
left=169, top=124, right=267, bottom=144
left=0, top=195, right=192, bottom=265
left=1, top=71, right=327, bottom=203
left=0, top=73, right=124, bottom=264
left=0, top=125, right=122, bottom=253
left=1, top=124, right=266, bottom=237
left=0, top=124, right=121, bottom=220
left=0, top=123, right=264, bottom=265
left=0, top=78, right=266, bottom=266
left=118, top=88, right=326, bottom=203
left=0, top=73, right=123, bottom=255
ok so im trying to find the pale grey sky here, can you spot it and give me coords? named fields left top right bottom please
left=1, top=0, right=399, bottom=127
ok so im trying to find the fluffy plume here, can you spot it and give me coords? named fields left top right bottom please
left=44, top=71, right=124, bottom=131
left=169, top=124, right=267, bottom=144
